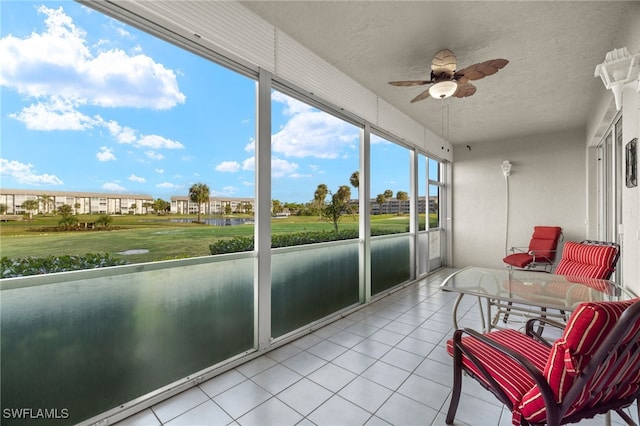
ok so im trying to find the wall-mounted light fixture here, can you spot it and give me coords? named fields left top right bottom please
left=501, top=160, right=512, bottom=177
left=594, top=47, right=640, bottom=111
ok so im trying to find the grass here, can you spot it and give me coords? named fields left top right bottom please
left=0, top=213, right=426, bottom=265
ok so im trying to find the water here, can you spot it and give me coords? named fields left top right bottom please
left=142, top=218, right=253, bottom=226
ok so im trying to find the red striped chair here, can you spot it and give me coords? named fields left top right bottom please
left=554, top=240, right=620, bottom=280
left=446, top=299, right=640, bottom=425
left=500, top=240, right=621, bottom=325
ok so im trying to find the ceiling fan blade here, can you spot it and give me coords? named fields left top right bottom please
left=453, top=82, right=477, bottom=98
left=388, top=80, right=432, bottom=87
left=455, top=58, right=509, bottom=81
left=410, top=89, right=432, bottom=103
left=431, top=49, right=457, bottom=77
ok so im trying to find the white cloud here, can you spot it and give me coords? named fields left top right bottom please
left=215, top=161, right=241, bottom=172
left=0, top=158, right=63, bottom=185
left=272, top=92, right=358, bottom=159
left=96, top=146, right=116, bottom=162
left=289, top=173, right=311, bottom=178
left=272, top=157, right=300, bottom=178
left=242, top=157, right=255, bottom=171
left=242, top=181, right=253, bottom=186
left=156, top=182, right=181, bottom=189
left=155, top=168, right=164, bottom=174
left=128, top=174, right=145, bottom=183
left=0, top=5, right=185, bottom=110
left=135, top=134, right=184, bottom=150
left=145, top=151, right=165, bottom=160
left=104, top=120, right=137, bottom=144
left=239, top=156, right=299, bottom=178
left=103, top=182, right=126, bottom=191
left=244, top=139, right=255, bottom=152
left=272, top=91, right=313, bottom=115
left=222, top=185, right=238, bottom=194
left=10, top=98, right=97, bottom=131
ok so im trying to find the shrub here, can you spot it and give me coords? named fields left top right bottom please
left=1, top=253, right=127, bottom=279
left=209, top=228, right=402, bottom=255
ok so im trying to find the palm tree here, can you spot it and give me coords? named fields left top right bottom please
left=38, top=194, right=53, bottom=214
left=396, top=191, right=408, bottom=214
left=189, top=183, right=210, bottom=223
left=349, top=171, right=359, bottom=190
left=21, top=199, right=39, bottom=219
left=375, top=194, right=386, bottom=214
left=57, top=204, right=78, bottom=229
left=313, top=184, right=328, bottom=216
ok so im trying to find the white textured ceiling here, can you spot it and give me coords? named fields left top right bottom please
left=241, top=1, right=637, bottom=145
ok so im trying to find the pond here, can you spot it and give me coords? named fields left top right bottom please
left=141, top=218, right=254, bottom=226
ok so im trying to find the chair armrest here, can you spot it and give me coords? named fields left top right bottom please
left=509, top=246, right=528, bottom=254
left=452, top=328, right=557, bottom=413
left=525, top=317, right=565, bottom=347
left=528, top=249, right=557, bottom=261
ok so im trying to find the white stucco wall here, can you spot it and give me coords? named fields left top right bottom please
left=620, top=84, right=639, bottom=295
left=586, top=16, right=640, bottom=295
left=452, top=128, right=586, bottom=269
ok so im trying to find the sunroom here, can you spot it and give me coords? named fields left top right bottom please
left=1, top=1, right=639, bottom=425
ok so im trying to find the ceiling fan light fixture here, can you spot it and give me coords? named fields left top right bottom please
left=429, top=81, right=458, bottom=99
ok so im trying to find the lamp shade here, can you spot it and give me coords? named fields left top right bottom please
left=429, top=81, right=458, bottom=99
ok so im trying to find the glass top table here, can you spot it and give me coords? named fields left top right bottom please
left=440, top=266, right=636, bottom=332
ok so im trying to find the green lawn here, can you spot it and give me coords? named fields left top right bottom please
left=0, top=213, right=424, bottom=264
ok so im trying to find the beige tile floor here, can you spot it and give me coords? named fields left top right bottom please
left=116, top=268, right=637, bottom=426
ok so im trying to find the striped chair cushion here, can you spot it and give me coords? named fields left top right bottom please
left=518, top=299, right=640, bottom=423
left=447, top=329, right=550, bottom=407
left=554, top=242, right=617, bottom=279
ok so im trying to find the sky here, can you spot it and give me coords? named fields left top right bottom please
left=0, top=1, right=434, bottom=204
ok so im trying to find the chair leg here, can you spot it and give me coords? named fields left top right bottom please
left=446, top=342, right=463, bottom=424
left=503, top=301, right=512, bottom=324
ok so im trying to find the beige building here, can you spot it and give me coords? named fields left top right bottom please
left=171, top=196, right=255, bottom=215
left=0, top=189, right=154, bottom=215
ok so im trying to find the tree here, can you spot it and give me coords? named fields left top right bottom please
left=0, top=204, right=7, bottom=214
left=313, top=184, right=328, bottom=216
left=57, top=204, right=78, bottom=229
left=21, top=199, right=39, bottom=219
left=189, top=183, right=210, bottom=223
left=142, top=202, right=153, bottom=214
left=349, top=171, right=359, bottom=190
left=74, top=202, right=81, bottom=215
left=396, top=191, right=408, bottom=214
left=95, top=214, right=113, bottom=229
left=152, top=198, right=170, bottom=215
left=38, top=194, right=53, bottom=214
left=321, top=185, right=352, bottom=232
left=375, top=194, right=386, bottom=214
left=272, top=199, right=283, bottom=215
left=376, top=189, right=393, bottom=214
left=225, top=203, right=232, bottom=215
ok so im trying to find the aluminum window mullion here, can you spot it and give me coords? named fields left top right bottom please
left=255, top=69, right=272, bottom=351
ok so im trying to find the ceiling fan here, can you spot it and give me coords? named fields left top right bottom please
left=389, top=49, right=508, bottom=103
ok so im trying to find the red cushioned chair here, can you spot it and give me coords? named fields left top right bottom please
left=446, top=299, right=640, bottom=426
left=499, top=239, right=620, bottom=325
left=504, top=226, right=563, bottom=272
left=554, top=240, right=620, bottom=280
